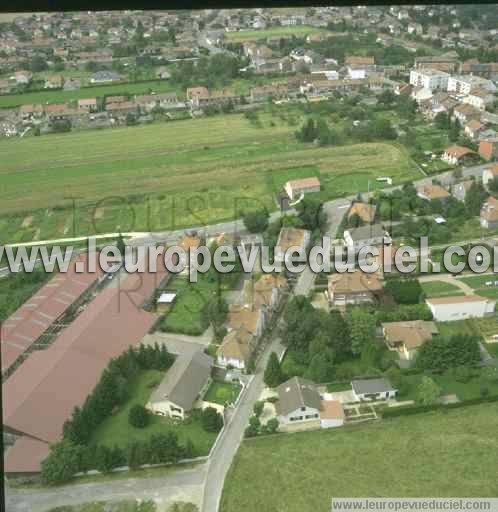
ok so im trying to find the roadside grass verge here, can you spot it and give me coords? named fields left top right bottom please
left=220, top=404, right=498, bottom=512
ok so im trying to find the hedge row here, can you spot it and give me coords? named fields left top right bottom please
left=382, top=394, right=498, bottom=419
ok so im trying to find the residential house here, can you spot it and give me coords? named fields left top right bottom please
left=77, top=98, right=98, bottom=112
left=344, top=56, right=375, bottom=67
left=250, top=84, right=289, bottom=103
left=216, top=326, right=254, bottom=370
left=90, top=71, right=122, bottom=84
left=328, top=270, right=383, bottom=307
left=448, top=75, right=497, bottom=95
left=63, top=78, right=81, bottom=91
left=19, top=104, right=43, bottom=122
left=382, top=320, right=438, bottom=361
left=462, top=89, right=495, bottom=111
left=188, top=87, right=238, bottom=109
left=14, top=70, right=32, bottom=84
left=44, top=74, right=64, bottom=89
left=146, top=350, right=213, bottom=420
left=105, top=101, right=138, bottom=118
left=348, top=202, right=377, bottom=224
left=414, top=55, right=458, bottom=73
left=411, top=86, right=433, bottom=104
left=409, top=69, right=449, bottom=91
left=227, top=304, right=265, bottom=338
left=452, top=180, right=474, bottom=202
left=480, top=196, right=498, bottom=229
left=283, top=177, right=321, bottom=201
left=417, top=184, right=451, bottom=202
left=479, top=138, right=498, bottom=161
left=343, top=224, right=390, bottom=253
left=483, top=165, right=498, bottom=187
left=248, top=274, right=287, bottom=313
left=426, top=295, right=496, bottom=321
left=464, top=120, right=484, bottom=141
left=351, top=378, right=397, bottom=401
left=426, top=92, right=459, bottom=118
left=0, top=79, right=12, bottom=94
left=441, top=145, right=475, bottom=166
left=319, top=400, right=345, bottom=429
left=276, top=377, right=321, bottom=428
left=156, top=67, right=171, bottom=80
left=274, top=227, right=311, bottom=265
left=452, top=104, right=481, bottom=125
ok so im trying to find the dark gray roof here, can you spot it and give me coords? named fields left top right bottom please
left=346, top=224, right=386, bottom=242
left=149, top=350, right=213, bottom=411
left=276, top=377, right=321, bottom=416
left=352, top=378, right=396, bottom=395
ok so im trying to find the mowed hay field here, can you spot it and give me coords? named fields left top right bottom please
left=0, top=112, right=420, bottom=244
left=220, top=404, right=498, bottom=512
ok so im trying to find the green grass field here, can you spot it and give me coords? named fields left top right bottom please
left=225, top=25, right=324, bottom=42
left=204, top=380, right=242, bottom=405
left=420, top=280, right=465, bottom=298
left=0, top=80, right=180, bottom=108
left=221, top=404, right=498, bottom=512
left=90, top=370, right=217, bottom=456
left=0, top=111, right=420, bottom=245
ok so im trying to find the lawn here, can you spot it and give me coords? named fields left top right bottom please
left=0, top=110, right=421, bottom=245
left=396, top=368, right=498, bottom=402
left=485, top=343, right=498, bottom=358
left=420, top=280, right=465, bottom=298
left=458, top=275, right=498, bottom=299
left=90, top=370, right=217, bottom=456
left=203, top=380, right=242, bottom=405
left=220, top=404, right=498, bottom=512
left=225, top=25, right=324, bottom=42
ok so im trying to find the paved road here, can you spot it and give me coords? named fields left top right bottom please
left=202, top=335, right=286, bottom=512
left=6, top=465, right=207, bottom=512
left=293, top=197, right=350, bottom=296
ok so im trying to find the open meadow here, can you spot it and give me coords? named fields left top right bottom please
left=224, top=25, right=324, bottom=42
left=220, top=404, right=498, bottom=512
left=0, top=111, right=421, bottom=244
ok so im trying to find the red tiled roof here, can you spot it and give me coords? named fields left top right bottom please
left=3, top=255, right=168, bottom=450
left=1, top=254, right=101, bottom=374
left=4, top=437, right=50, bottom=474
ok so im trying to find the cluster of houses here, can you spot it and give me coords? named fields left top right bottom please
left=273, top=375, right=398, bottom=432
left=406, top=56, right=498, bottom=161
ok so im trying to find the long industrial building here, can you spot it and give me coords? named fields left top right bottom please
left=3, top=254, right=168, bottom=475
left=1, top=254, right=102, bottom=376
